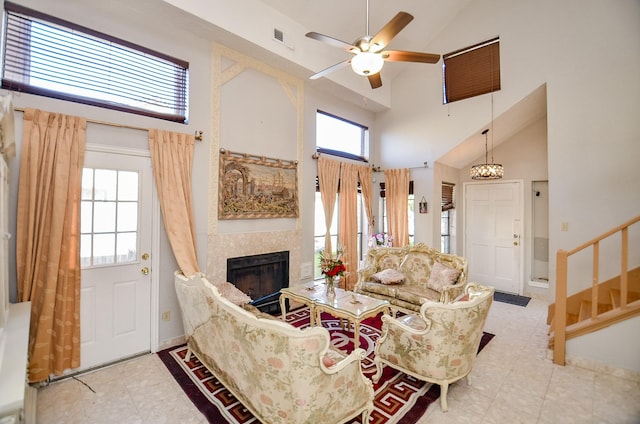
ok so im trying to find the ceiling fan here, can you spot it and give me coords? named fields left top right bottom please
left=305, top=0, right=441, bottom=89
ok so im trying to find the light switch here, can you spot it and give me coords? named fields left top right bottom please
left=561, top=222, right=569, bottom=231
left=301, top=262, right=313, bottom=279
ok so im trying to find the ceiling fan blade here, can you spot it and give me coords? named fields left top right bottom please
left=306, top=32, right=355, bottom=52
left=382, top=50, right=441, bottom=64
left=369, top=12, right=413, bottom=51
left=368, top=73, right=382, bottom=89
left=309, top=59, right=351, bottom=80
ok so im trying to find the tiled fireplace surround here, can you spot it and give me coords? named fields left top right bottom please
left=206, top=230, right=302, bottom=300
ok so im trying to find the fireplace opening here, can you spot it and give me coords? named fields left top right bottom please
left=226, top=251, right=289, bottom=314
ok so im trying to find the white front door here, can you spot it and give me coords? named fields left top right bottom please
left=464, top=181, right=523, bottom=294
left=79, top=150, right=153, bottom=370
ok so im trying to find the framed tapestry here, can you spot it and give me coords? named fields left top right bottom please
left=218, top=149, right=299, bottom=219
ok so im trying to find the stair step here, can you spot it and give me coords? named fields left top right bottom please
left=609, top=289, right=640, bottom=308
left=578, top=300, right=613, bottom=321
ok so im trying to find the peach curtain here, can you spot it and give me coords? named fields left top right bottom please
left=357, top=164, right=374, bottom=238
left=148, top=129, right=199, bottom=277
left=317, top=156, right=341, bottom=253
left=384, top=168, right=410, bottom=247
left=17, top=108, right=86, bottom=382
left=338, top=163, right=359, bottom=291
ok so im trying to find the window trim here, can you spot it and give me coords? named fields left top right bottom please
left=2, top=1, right=189, bottom=123
left=316, top=110, right=369, bottom=162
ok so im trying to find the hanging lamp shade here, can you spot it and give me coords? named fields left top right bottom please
left=470, top=129, right=503, bottom=180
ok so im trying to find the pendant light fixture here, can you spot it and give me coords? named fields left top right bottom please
left=470, top=46, right=503, bottom=180
left=470, top=128, right=503, bottom=179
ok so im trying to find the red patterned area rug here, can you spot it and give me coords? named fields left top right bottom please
left=158, top=308, right=494, bottom=424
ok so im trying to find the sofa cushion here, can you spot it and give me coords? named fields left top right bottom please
left=395, top=285, right=441, bottom=305
left=371, top=268, right=406, bottom=285
left=398, top=251, right=434, bottom=286
left=377, top=253, right=404, bottom=270
left=426, top=262, right=462, bottom=293
left=359, top=281, right=399, bottom=297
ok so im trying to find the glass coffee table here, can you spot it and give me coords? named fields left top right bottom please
left=313, top=289, right=389, bottom=349
left=280, top=283, right=350, bottom=326
left=280, top=285, right=389, bottom=348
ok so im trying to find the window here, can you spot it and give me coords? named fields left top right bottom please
left=314, top=111, right=367, bottom=278
left=379, top=181, right=415, bottom=246
left=313, top=179, right=363, bottom=279
left=81, top=168, right=139, bottom=267
left=441, top=182, right=455, bottom=253
left=2, top=2, right=189, bottom=122
left=316, top=111, right=369, bottom=161
left=443, top=37, right=500, bottom=103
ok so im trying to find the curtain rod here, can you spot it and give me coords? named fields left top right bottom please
left=312, top=152, right=429, bottom=171
left=13, top=107, right=203, bottom=141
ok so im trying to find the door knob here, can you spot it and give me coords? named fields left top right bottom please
left=141, top=267, right=149, bottom=275
left=513, top=242, right=518, bottom=246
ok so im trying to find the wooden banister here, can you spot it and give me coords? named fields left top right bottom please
left=552, top=215, right=640, bottom=366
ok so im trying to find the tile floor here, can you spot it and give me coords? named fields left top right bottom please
left=36, top=297, right=640, bottom=424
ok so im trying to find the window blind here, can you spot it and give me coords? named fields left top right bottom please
left=443, top=38, right=500, bottom=103
left=442, top=183, right=455, bottom=211
left=2, top=2, right=189, bottom=123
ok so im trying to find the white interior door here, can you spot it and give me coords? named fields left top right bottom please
left=79, top=150, right=153, bottom=370
left=464, top=181, right=523, bottom=294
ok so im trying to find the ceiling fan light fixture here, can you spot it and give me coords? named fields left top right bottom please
left=351, top=52, right=384, bottom=76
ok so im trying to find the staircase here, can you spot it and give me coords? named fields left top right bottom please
left=547, top=215, right=640, bottom=365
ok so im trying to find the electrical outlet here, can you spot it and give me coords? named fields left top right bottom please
left=561, top=222, right=569, bottom=232
left=162, top=310, right=171, bottom=321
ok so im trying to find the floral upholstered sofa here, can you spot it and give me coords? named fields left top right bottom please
left=355, top=243, right=468, bottom=314
left=174, top=272, right=374, bottom=424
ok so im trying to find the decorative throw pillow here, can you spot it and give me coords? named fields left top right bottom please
left=371, top=268, right=406, bottom=285
left=215, top=281, right=252, bottom=305
left=426, top=262, right=461, bottom=293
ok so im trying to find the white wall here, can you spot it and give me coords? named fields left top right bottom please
left=6, top=0, right=214, bottom=345
left=6, top=0, right=639, bottom=372
left=374, top=0, right=640, bottom=371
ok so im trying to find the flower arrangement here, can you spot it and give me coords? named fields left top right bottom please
left=318, top=246, right=347, bottom=278
left=368, top=233, right=393, bottom=248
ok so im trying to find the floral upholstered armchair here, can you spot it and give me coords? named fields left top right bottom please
left=372, top=283, right=494, bottom=412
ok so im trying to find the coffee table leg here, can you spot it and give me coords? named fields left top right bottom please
left=354, top=321, right=360, bottom=349
left=310, top=305, right=316, bottom=326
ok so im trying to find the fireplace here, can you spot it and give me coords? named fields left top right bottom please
left=226, top=251, right=289, bottom=314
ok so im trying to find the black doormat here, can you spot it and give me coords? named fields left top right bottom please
left=494, top=291, right=531, bottom=307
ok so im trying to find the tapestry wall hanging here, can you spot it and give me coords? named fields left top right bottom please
left=219, top=148, right=299, bottom=219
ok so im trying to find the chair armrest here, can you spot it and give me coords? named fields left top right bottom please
left=440, top=283, right=466, bottom=303
left=320, top=347, right=367, bottom=373
left=380, top=313, right=431, bottom=336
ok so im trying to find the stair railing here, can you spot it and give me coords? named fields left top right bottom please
left=553, top=215, right=640, bottom=365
